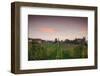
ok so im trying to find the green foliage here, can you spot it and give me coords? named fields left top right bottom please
left=28, top=42, right=47, bottom=60
left=28, top=42, right=88, bottom=60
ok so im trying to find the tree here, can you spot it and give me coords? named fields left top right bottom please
left=54, top=38, right=58, bottom=43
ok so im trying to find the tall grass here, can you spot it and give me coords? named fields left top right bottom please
left=28, top=42, right=88, bottom=60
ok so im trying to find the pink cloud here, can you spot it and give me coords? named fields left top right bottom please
left=39, top=27, right=56, bottom=33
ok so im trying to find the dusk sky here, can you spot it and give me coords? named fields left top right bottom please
left=28, top=15, right=88, bottom=41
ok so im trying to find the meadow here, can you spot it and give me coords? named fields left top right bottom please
left=28, top=40, right=88, bottom=60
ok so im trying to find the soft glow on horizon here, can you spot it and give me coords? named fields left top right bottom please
left=39, top=27, right=56, bottom=33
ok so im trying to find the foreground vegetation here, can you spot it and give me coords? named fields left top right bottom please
left=28, top=40, right=88, bottom=60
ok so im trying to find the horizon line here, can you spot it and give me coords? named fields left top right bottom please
left=28, top=37, right=87, bottom=41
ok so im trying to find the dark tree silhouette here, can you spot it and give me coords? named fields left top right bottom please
left=54, top=38, right=58, bottom=43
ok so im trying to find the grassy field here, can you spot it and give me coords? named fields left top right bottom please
left=28, top=41, right=88, bottom=60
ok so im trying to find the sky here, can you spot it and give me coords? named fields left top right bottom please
left=28, top=15, right=88, bottom=41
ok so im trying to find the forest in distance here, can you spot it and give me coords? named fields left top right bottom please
left=28, top=37, right=88, bottom=60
